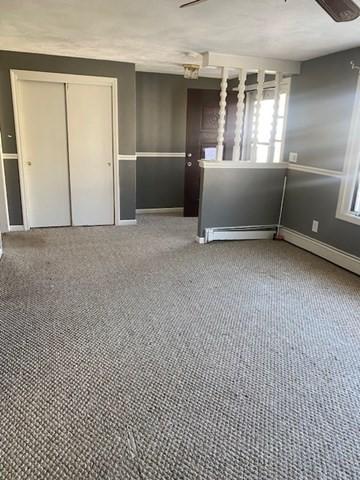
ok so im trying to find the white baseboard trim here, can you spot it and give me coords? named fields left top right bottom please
left=118, top=220, right=137, bottom=226
left=10, top=225, right=25, bottom=232
left=136, top=208, right=184, bottom=214
left=205, top=226, right=276, bottom=243
left=281, top=227, right=360, bottom=276
left=196, top=236, right=205, bottom=244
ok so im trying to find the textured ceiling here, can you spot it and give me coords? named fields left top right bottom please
left=0, top=0, right=359, bottom=74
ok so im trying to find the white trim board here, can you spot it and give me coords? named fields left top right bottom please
left=281, top=227, right=360, bottom=276
left=10, top=69, right=120, bottom=230
left=136, top=152, right=185, bottom=158
left=9, top=225, right=25, bottom=232
left=11, top=70, right=117, bottom=86
left=288, top=164, right=343, bottom=178
left=202, top=52, right=301, bottom=75
left=10, top=222, right=137, bottom=229
left=336, top=71, right=360, bottom=227
left=118, top=154, right=136, bottom=161
left=136, top=208, right=184, bottom=214
left=2, top=153, right=18, bottom=160
left=118, top=219, right=137, bottom=226
left=199, top=160, right=288, bottom=169
left=196, top=236, right=205, bottom=244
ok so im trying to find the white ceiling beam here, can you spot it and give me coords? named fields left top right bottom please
left=203, top=52, right=301, bottom=75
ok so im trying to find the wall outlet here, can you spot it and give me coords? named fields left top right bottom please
left=289, top=152, right=298, bottom=163
left=312, top=220, right=319, bottom=233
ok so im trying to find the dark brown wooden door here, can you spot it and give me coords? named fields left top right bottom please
left=184, top=89, right=237, bottom=217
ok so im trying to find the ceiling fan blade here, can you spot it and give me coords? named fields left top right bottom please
left=180, top=0, right=208, bottom=8
left=314, top=0, right=360, bottom=22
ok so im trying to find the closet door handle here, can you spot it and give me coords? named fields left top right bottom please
left=26, top=161, right=32, bottom=166
left=107, top=162, right=112, bottom=167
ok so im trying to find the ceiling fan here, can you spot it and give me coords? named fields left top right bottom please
left=179, top=0, right=360, bottom=22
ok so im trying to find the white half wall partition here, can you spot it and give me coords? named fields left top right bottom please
left=196, top=52, right=300, bottom=243
left=197, top=161, right=288, bottom=242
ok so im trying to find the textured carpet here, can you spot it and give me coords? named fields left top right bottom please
left=0, top=214, right=359, bottom=480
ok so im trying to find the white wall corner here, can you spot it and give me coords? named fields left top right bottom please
left=196, top=236, right=206, bottom=244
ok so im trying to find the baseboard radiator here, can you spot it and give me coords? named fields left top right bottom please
left=204, top=225, right=277, bottom=243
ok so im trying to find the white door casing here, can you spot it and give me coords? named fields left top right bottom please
left=11, top=70, right=120, bottom=230
left=66, top=83, right=114, bottom=226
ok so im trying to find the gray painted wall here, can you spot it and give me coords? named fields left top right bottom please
left=119, top=161, right=136, bottom=220
left=198, top=167, right=286, bottom=237
left=137, top=157, right=184, bottom=209
left=136, top=72, right=220, bottom=209
left=4, top=158, right=22, bottom=225
left=0, top=50, right=136, bottom=224
left=283, top=47, right=360, bottom=257
left=283, top=171, right=360, bottom=257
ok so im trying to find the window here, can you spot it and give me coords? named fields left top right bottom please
left=336, top=75, right=360, bottom=226
left=351, top=165, right=360, bottom=216
left=242, top=78, right=290, bottom=163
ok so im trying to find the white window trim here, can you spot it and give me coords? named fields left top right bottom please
left=241, top=77, right=291, bottom=164
left=336, top=72, right=360, bottom=227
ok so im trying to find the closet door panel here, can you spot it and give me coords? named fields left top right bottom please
left=66, top=83, right=114, bottom=226
left=19, top=81, right=71, bottom=227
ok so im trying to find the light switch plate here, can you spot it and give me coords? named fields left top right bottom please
left=289, top=152, right=298, bottom=163
left=312, top=220, right=319, bottom=233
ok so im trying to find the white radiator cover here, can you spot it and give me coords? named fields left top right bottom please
left=204, top=225, right=276, bottom=243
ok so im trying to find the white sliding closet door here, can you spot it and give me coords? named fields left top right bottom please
left=18, top=81, right=71, bottom=228
left=66, top=83, right=114, bottom=226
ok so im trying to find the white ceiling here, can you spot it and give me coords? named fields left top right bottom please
left=0, top=0, right=359, bottom=76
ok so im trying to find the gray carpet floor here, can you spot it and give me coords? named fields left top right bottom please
left=0, top=214, right=359, bottom=480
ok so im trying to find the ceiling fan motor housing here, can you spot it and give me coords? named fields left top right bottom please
left=314, top=0, right=359, bottom=22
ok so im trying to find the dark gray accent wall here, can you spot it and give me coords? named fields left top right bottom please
left=0, top=50, right=137, bottom=223
left=4, top=158, right=22, bottom=225
left=137, top=157, right=184, bottom=209
left=283, top=171, right=360, bottom=257
left=198, top=167, right=286, bottom=237
left=283, top=47, right=360, bottom=257
left=119, top=161, right=136, bottom=220
left=136, top=72, right=220, bottom=209
left=136, top=72, right=221, bottom=152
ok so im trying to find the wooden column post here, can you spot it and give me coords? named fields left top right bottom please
left=268, top=72, right=283, bottom=163
left=251, top=69, right=265, bottom=163
left=232, top=69, right=247, bottom=162
left=216, top=67, right=229, bottom=162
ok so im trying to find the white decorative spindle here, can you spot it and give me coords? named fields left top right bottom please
left=232, top=69, right=247, bottom=162
left=267, top=72, right=283, bottom=163
left=251, top=69, right=265, bottom=163
left=216, top=67, right=229, bottom=162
